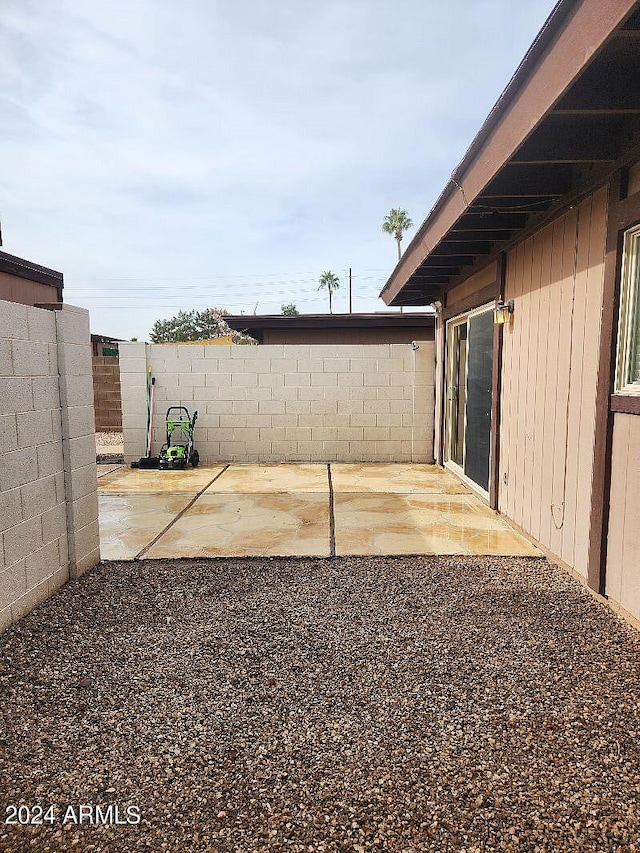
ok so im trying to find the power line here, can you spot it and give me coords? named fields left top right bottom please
left=70, top=288, right=384, bottom=301
left=73, top=268, right=392, bottom=282
left=67, top=276, right=388, bottom=294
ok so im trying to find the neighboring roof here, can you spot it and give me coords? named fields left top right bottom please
left=226, top=312, right=435, bottom=335
left=380, top=0, right=640, bottom=306
left=0, top=250, right=64, bottom=290
left=91, top=334, right=125, bottom=344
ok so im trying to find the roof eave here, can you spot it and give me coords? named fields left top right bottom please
left=380, top=0, right=637, bottom=306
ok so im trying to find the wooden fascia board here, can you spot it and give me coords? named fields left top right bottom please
left=381, top=0, right=636, bottom=307
left=226, top=315, right=435, bottom=331
left=0, top=252, right=64, bottom=289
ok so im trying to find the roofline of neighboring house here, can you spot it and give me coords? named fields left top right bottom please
left=380, top=0, right=639, bottom=306
left=226, top=312, right=435, bottom=333
left=0, top=250, right=64, bottom=291
left=91, top=334, right=125, bottom=343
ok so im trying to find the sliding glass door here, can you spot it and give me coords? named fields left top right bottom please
left=445, top=305, right=494, bottom=494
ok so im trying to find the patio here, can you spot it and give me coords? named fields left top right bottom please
left=98, top=463, right=540, bottom=560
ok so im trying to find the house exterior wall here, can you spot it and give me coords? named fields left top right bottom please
left=601, top=165, right=640, bottom=626
left=498, top=187, right=608, bottom=578
left=446, top=262, right=498, bottom=307
left=606, top=413, right=640, bottom=623
left=0, top=271, right=60, bottom=306
left=0, top=300, right=100, bottom=633
left=119, top=342, right=435, bottom=464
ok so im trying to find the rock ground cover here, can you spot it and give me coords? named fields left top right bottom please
left=95, top=431, right=124, bottom=464
left=0, top=555, right=638, bottom=852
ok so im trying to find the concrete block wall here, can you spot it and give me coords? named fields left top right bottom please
left=120, top=341, right=435, bottom=464
left=0, top=301, right=100, bottom=633
left=92, top=355, right=122, bottom=432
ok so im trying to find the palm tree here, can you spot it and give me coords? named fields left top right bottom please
left=382, top=208, right=413, bottom=261
left=318, top=270, right=340, bottom=314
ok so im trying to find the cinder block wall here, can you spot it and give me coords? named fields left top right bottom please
left=92, top=355, right=122, bottom=432
left=120, top=342, right=435, bottom=464
left=0, top=301, right=100, bottom=633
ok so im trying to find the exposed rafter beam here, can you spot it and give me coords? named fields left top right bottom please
left=468, top=197, right=554, bottom=212
left=413, top=265, right=462, bottom=274
left=431, top=242, right=494, bottom=256
left=407, top=276, right=454, bottom=283
left=512, top=124, right=620, bottom=164
left=452, top=213, right=530, bottom=230
left=553, top=55, right=640, bottom=114
left=448, top=229, right=513, bottom=241
left=482, top=165, right=573, bottom=197
left=422, top=255, right=477, bottom=266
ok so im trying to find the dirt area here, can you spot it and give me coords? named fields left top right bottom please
left=0, top=555, right=638, bottom=852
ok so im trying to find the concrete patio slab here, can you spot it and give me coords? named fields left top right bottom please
left=98, top=464, right=226, bottom=494
left=334, top=492, right=541, bottom=557
left=206, top=463, right=329, bottom=494
left=98, top=493, right=193, bottom=560
left=97, top=462, right=540, bottom=561
left=144, top=492, right=330, bottom=558
left=331, top=462, right=469, bottom=494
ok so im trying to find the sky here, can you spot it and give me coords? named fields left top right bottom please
left=0, top=0, right=559, bottom=340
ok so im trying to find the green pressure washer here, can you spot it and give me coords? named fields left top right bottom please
left=158, top=406, right=200, bottom=470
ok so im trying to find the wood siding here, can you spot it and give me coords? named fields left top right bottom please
left=606, top=413, right=640, bottom=620
left=499, top=186, right=608, bottom=576
left=446, top=262, right=498, bottom=308
left=0, top=271, right=60, bottom=306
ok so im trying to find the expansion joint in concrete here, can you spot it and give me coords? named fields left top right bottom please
left=327, top=463, right=336, bottom=558
left=134, top=465, right=231, bottom=560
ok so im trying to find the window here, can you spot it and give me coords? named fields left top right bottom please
left=616, top=224, right=640, bottom=393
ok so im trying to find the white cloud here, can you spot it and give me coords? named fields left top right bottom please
left=0, top=0, right=558, bottom=337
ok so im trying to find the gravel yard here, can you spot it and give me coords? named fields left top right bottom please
left=95, top=432, right=124, bottom=464
left=1, top=555, right=639, bottom=852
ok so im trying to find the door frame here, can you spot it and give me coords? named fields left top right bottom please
left=444, top=302, right=495, bottom=500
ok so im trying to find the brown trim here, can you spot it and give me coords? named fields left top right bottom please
left=397, top=139, right=640, bottom=308
left=33, top=302, right=63, bottom=311
left=609, top=187, right=640, bottom=229
left=587, top=172, right=640, bottom=594
left=447, top=148, right=640, bottom=289
left=489, top=254, right=507, bottom=509
left=442, top=281, right=498, bottom=320
left=226, top=313, right=435, bottom=332
left=0, top=251, right=64, bottom=290
left=610, top=394, right=640, bottom=414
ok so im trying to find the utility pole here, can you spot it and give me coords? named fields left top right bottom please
left=349, top=268, right=352, bottom=314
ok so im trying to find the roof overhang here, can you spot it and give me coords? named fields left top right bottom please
left=381, top=0, right=640, bottom=306
left=0, top=250, right=64, bottom=291
left=226, top=312, right=435, bottom=335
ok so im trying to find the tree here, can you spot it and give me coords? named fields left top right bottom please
left=281, top=303, right=299, bottom=316
left=382, top=208, right=413, bottom=261
left=318, top=271, right=340, bottom=314
left=149, top=308, right=255, bottom=344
